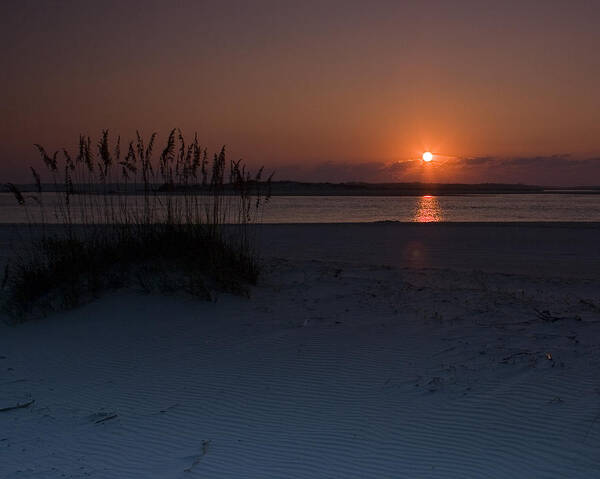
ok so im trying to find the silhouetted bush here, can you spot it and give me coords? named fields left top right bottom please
left=2, top=129, right=272, bottom=321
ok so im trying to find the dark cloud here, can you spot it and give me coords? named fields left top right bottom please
left=462, top=156, right=495, bottom=166
left=276, top=160, right=415, bottom=183
left=457, top=155, right=600, bottom=185
left=276, top=155, right=600, bottom=186
left=503, top=154, right=571, bottom=167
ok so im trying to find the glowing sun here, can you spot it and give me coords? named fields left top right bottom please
left=422, top=151, right=433, bottom=162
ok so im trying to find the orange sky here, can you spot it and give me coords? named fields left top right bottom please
left=2, top=1, right=600, bottom=185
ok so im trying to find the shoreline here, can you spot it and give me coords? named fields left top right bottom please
left=7, top=184, right=600, bottom=196
left=4, top=220, right=599, bottom=228
left=255, top=222, right=600, bottom=279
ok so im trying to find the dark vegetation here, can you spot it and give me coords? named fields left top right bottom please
left=11, top=181, right=566, bottom=196
left=2, top=129, right=272, bottom=321
left=263, top=181, right=547, bottom=196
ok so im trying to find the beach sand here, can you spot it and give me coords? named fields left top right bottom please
left=1, top=223, right=599, bottom=477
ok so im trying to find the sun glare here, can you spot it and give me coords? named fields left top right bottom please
left=422, top=151, right=433, bottom=162
left=415, top=195, right=442, bottom=222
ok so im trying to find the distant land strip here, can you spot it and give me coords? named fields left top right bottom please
left=7, top=182, right=600, bottom=196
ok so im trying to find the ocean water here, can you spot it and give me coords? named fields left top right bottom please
left=262, top=194, right=600, bottom=222
left=1, top=193, right=599, bottom=223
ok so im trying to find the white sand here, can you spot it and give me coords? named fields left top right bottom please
left=1, top=224, right=599, bottom=477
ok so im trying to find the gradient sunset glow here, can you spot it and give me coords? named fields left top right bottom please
left=2, top=1, right=600, bottom=185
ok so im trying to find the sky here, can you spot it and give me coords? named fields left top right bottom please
left=2, top=0, right=600, bottom=185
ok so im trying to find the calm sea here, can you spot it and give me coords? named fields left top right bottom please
left=1, top=193, right=599, bottom=223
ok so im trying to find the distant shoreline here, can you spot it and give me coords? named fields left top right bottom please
left=264, top=182, right=600, bottom=196
left=7, top=181, right=600, bottom=196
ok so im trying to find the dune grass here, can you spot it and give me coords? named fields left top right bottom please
left=2, top=129, right=272, bottom=321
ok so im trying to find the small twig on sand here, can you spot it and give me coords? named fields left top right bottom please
left=0, top=399, right=35, bottom=413
left=584, top=409, right=600, bottom=443
left=95, top=414, right=118, bottom=424
left=159, top=403, right=180, bottom=414
left=579, top=299, right=600, bottom=311
left=501, top=351, right=533, bottom=363
left=535, top=309, right=581, bottom=323
left=184, top=440, right=212, bottom=472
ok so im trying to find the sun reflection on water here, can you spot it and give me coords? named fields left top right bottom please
left=414, top=195, right=443, bottom=222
